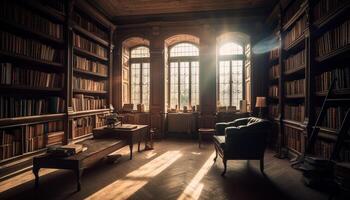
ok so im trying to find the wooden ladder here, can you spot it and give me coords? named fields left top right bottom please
left=292, top=79, right=350, bottom=167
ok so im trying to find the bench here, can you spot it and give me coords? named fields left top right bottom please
left=33, top=138, right=127, bottom=191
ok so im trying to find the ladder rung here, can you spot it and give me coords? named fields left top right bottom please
left=326, top=98, right=350, bottom=103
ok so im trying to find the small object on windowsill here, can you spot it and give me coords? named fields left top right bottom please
left=227, top=106, right=237, bottom=112
left=192, top=106, right=196, bottom=112
left=137, top=104, right=145, bottom=112
left=217, top=106, right=227, bottom=112
left=183, top=106, right=188, bottom=113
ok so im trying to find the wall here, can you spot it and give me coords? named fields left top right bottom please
left=113, top=18, right=270, bottom=135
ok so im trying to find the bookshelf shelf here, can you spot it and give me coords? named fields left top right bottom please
left=73, top=47, right=108, bottom=62
left=0, top=147, right=47, bottom=165
left=73, top=89, right=108, bottom=95
left=315, top=45, right=350, bottom=63
left=73, top=24, right=109, bottom=47
left=284, top=65, right=305, bottom=76
left=282, top=2, right=307, bottom=32
left=284, top=33, right=305, bottom=52
left=0, top=18, right=64, bottom=45
left=0, top=85, right=63, bottom=93
left=314, top=2, right=350, bottom=30
left=68, top=109, right=110, bottom=118
left=285, top=94, right=305, bottom=99
left=22, top=1, right=65, bottom=23
left=315, top=88, right=350, bottom=97
left=283, top=119, right=304, bottom=128
left=0, top=113, right=65, bottom=128
left=73, top=68, right=108, bottom=78
left=0, top=50, right=63, bottom=68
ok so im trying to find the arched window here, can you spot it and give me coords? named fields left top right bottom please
left=169, top=43, right=199, bottom=110
left=218, top=42, right=244, bottom=109
left=130, top=46, right=150, bottom=110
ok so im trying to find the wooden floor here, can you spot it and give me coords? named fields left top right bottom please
left=0, top=138, right=328, bottom=200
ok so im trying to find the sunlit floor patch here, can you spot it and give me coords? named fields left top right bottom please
left=177, top=152, right=216, bottom=200
left=0, top=168, right=57, bottom=193
left=86, top=151, right=182, bottom=200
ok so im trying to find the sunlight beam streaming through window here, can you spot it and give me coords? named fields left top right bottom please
left=86, top=151, right=182, bottom=200
left=177, top=152, right=215, bottom=200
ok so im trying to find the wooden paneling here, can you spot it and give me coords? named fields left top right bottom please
left=90, top=0, right=277, bottom=17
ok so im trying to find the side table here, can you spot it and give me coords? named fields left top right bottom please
left=198, top=128, right=216, bottom=148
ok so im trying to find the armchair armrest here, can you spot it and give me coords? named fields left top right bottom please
left=226, top=118, right=250, bottom=127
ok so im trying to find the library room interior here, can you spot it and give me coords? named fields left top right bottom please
left=1, top=0, right=350, bottom=199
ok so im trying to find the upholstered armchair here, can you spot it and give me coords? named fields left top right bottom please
left=213, top=117, right=271, bottom=176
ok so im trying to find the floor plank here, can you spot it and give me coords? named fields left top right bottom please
left=0, top=138, right=327, bottom=200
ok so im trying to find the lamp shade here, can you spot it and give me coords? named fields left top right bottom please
left=255, top=97, right=267, bottom=108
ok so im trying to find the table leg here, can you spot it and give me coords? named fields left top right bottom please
left=33, top=167, right=40, bottom=189
left=198, top=133, right=202, bottom=148
left=138, top=140, right=141, bottom=152
left=129, top=144, right=133, bottom=160
left=76, top=169, right=83, bottom=191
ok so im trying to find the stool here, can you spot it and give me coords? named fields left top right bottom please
left=198, top=128, right=215, bottom=148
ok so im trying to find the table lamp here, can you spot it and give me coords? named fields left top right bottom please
left=255, top=96, right=266, bottom=118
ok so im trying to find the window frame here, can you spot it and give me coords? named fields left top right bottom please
left=129, top=45, right=150, bottom=110
left=167, top=42, right=200, bottom=110
left=217, top=42, right=246, bottom=109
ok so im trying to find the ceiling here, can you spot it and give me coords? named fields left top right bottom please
left=89, top=0, right=279, bottom=24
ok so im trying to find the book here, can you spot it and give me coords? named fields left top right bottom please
left=72, top=94, right=106, bottom=112
left=74, top=55, right=108, bottom=75
left=73, top=33, right=107, bottom=58
left=285, top=79, right=305, bottom=96
left=72, top=12, right=108, bottom=40
left=284, top=49, right=306, bottom=73
left=284, top=104, right=305, bottom=122
left=73, top=76, right=106, bottom=91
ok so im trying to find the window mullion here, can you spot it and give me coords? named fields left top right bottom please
left=229, top=60, right=232, bottom=107
left=178, top=62, right=180, bottom=109
left=189, top=61, right=192, bottom=107
left=140, top=63, right=143, bottom=105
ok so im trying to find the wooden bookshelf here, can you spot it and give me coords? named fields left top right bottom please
left=67, top=1, right=115, bottom=144
left=0, top=0, right=115, bottom=169
left=268, top=0, right=350, bottom=161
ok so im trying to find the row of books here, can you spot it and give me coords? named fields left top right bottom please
left=47, top=131, right=64, bottom=146
left=285, top=79, right=305, bottom=96
left=282, top=0, right=304, bottom=26
left=96, top=114, right=108, bottom=128
left=0, top=96, right=65, bottom=118
left=284, top=126, right=302, bottom=153
left=315, top=106, right=346, bottom=129
left=0, top=0, right=63, bottom=39
left=73, top=76, right=106, bottom=91
left=72, top=94, right=106, bottom=112
left=0, top=63, right=64, bottom=88
left=269, top=64, right=280, bottom=80
left=315, top=67, right=350, bottom=92
left=268, top=104, right=279, bottom=119
left=37, top=0, right=66, bottom=13
left=26, top=123, right=45, bottom=152
left=0, top=127, right=22, bottom=160
left=284, top=15, right=307, bottom=48
left=268, top=85, right=279, bottom=97
left=284, top=49, right=306, bottom=73
left=72, top=116, right=93, bottom=138
left=73, top=12, right=108, bottom=40
left=269, top=48, right=279, bottom=60
left=316, top=19, right=350, bottom=57
left=0, top=31, right=61, bottom=62
left=314, top=140, right=334, bottom=160
left=285, top=104, right=305, bottom=122
left=313, top=0, right=348, bottom=22
left=74, top=55, right=108, bottom=76
left=73, top=33, right=107, bottom=58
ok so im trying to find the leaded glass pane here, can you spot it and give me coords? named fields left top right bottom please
left=179, top=62, right=190, bottom=108
left=170, top=43, right=199, bottom=57
left=142, top=63, right=150, bottom=111
left=131, top=46, right=150, bottom=58
left=219, top=42, right=243, bottom=55
left=219, top=61, right=230, bottom=107
left=231, top=60, right=243, bottom=109
left=170, top=62, right=179, bottom=109
left=191, top=61, right=199, bottom=107
left=131, top=63, right=141, bottom=106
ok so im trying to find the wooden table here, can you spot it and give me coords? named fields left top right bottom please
left=198, top=128, right=216, bottom=148
left=33, top=139, right=127, bottom=191
left=93, top=124, right=149, bottom=160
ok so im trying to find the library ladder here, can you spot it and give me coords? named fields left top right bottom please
left=291, top=79, right=350, bottom=168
